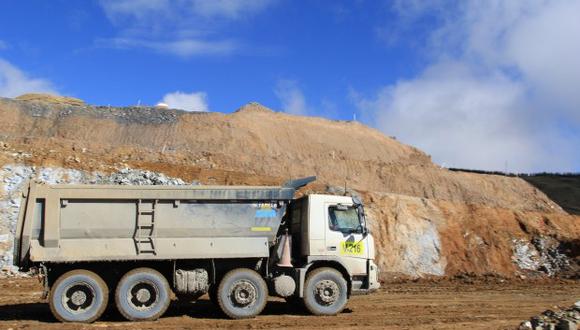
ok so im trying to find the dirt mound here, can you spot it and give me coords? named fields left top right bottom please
left=0, top=98, right=560, bottom=212
left=14, top=93, right=85, bottom=106
left=363, top=192, right=579, bottom=278
left=0, top=97, right=578, bottom=278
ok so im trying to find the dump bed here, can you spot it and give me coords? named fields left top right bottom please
left=13, top=177, right=315, bottom=269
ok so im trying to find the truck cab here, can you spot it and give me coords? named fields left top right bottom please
left=288, top=194, right=380, bottom=297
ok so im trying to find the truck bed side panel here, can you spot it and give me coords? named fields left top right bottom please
left=20, top=183, right=290, bottom=263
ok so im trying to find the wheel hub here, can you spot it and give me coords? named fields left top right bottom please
left=231, top=280, right=256, bottom=307
left=63, top=284, right=95, bottom=312
left=314, top=280, right=339, bottom=305
left=70, top=290, right=87, bottom=306
left=135, top=288, right=151, bottom=303
left=129, top=282, right=158, bottom=309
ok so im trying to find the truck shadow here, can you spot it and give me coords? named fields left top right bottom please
left=165, top=299, right=313, bottom=319
left=0, top=302, right=55, bottom=322
left=0, top=299, right=324, bottom=322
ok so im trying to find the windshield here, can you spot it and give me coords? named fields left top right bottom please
left=328, top=205, right=363, bottom=234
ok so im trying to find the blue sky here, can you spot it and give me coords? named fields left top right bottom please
left=0, top=1, right=414, bottom=116
left=1, top=0, right=579, bottom=172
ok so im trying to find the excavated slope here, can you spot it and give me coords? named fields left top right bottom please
left=0, top=97, right=560, bottom=212
left=0, top=95, right=578, bottom=278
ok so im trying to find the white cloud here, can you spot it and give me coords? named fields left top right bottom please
left=98, top=0, right=273, bottom=56
left=505, top=1, right=580, bottom=119
left=191, top=0, right=274, bottom=19
left=274, top=80, right=308, bottom=115
left=98, top=38, right=237, bottom=57
left=355, top=61, right=578, bottom=172
left=160, top=91, right=208, bottom=112
left=100, top=0, right=272, bottom=21
left=361, top=0, right=580, bottom=172
left=100, top=0, right=171, bottom=22
left=0, top=58, right=58, bottom=98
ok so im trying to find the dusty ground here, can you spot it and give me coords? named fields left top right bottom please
left=0, top=278, right=578, bottom=329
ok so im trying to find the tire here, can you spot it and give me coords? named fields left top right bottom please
left=303, top=267, right=348, bottom=316
left=49, top=269, right=109, bottom=323
left=217, top=268, right=268, bottom=319
left=115, top=268, right=171, bottom=321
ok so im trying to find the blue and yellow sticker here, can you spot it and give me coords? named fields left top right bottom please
left=340, top=241, right=365, bottom=256
left=255, top=203, right=277, bottom=218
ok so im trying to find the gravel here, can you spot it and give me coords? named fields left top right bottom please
left=0, top=97, right=200, bottom=125
left=519, top=302, right=580, bottom=329
left=0, top=164, right=197, bottom=275
left=512, top=236, right=571, bottom=277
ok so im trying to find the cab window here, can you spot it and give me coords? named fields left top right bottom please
left=328, top=205, right=362, bottom=234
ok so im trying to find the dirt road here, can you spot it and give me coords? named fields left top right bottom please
left=0, top=278, right=578, bottom=329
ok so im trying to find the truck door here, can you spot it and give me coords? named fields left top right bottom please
left=324, top=202, right=369, bottom=275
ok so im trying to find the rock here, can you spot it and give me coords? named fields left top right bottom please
left=524, top=304, right=579, bottom=330
left=557, top=319, right=577, bottom=330
left=326, top=185, right=361, bottom=199
left=518, top=320, right=532, bottom=329
left=512, top=236, right=571, bottom=277
left=0, top=164, right=194, bottom=273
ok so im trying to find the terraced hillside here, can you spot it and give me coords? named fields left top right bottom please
left=0, top=94, right=578, bottom=278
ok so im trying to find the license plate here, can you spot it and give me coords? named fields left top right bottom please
left=340, top=241, right=364, bottom=256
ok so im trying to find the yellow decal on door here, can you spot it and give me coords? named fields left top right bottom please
left=250, top=226, right=272, bottom=232
left=340, top=241, right=364, bottom=256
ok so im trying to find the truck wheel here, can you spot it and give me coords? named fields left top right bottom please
left=303, top=268, right=348, bottom=316
left=49, top=269, right=109, bottom=323
left=115, top=268, right=170, bottom=321
left=217, top=268, right=268, bottom=319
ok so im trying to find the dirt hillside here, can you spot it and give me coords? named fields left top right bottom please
left=0, top=95, right=578, bottom=278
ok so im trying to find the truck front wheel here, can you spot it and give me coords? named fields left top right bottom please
left=49, top=269, right=109, bottom=323
left=217, top=268, right=268, bottom=319
left=303, top=267, right=348, bottom=316
left=115, top=268, right=171, bottom=321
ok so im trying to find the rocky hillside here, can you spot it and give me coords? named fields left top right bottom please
left=0, top=94, right=578, bottom=278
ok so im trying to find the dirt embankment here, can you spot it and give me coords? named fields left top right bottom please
left=0, top=95, right=578, bottom=278
left=364, top=192, right=579, bottom=278
left=0, top=97, right=561, bottom=212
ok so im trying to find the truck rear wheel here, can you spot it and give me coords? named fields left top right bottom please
left=303, top=267, right=348, bottom=316
left=115, top=268, right=171, bottom=321
left=217, top=268, right=268, bottom=319
left=49, top=269, right=109, bottom=323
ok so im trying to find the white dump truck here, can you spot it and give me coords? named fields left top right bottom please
left=12, top=176, right=379, bottom=322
